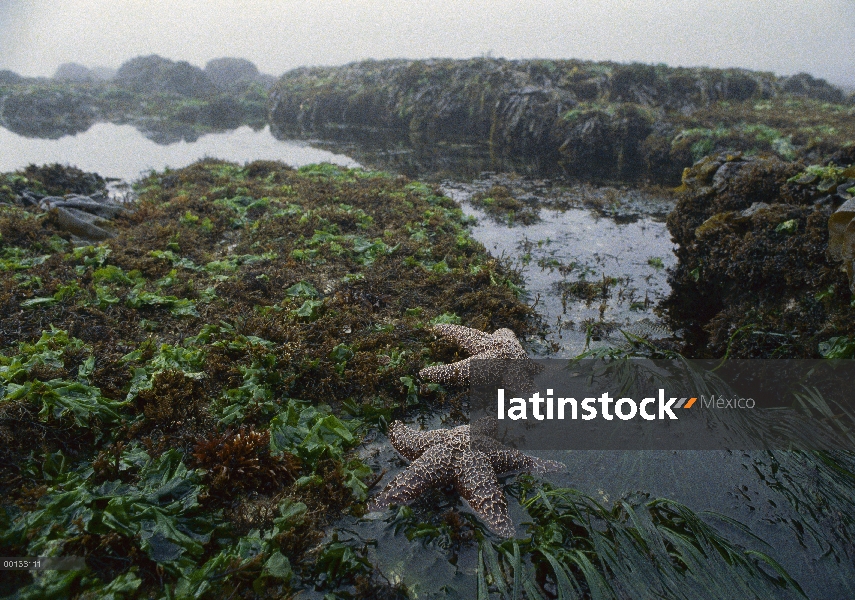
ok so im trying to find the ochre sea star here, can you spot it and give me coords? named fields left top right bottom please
left=418, top=324, right=540, bottom=389
left=368, top=419, right=565, bottom=537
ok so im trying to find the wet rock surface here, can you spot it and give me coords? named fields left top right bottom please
left=662, top=153, right=855, bottom=357
left=1, top=164, right=125, bottom=241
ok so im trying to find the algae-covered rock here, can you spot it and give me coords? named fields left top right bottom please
left=0, top=86, right=98, bottom=138
left=783, top=72, right=848, bottom=104
left=269, top=58, right=853, bottom=183
left=554, top=103, right=655, bottom=179
left=662, top=154, right=855, bottom=357
left=828, top=198, right=855, bottom=262
left=0, top=164, right=123, bottom=241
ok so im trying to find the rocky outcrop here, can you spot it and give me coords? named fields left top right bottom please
left=114, top=55, right=217, bottom=99
left=204, top=57, right=275, bottom=92
left=0, top=164, right=123, bottom=241
left=269, top=58, right=854, bottom=183
left=0, top=70, right=23, bottom=85
left=782, top=72, right=847, bottom=104
left=0, top=87, right=97, bottom=138
left=661, top=154, right=855, bottom=357
left=54, top=62, right=95, bottom=83
left=1, top=56, right=269, bottom=143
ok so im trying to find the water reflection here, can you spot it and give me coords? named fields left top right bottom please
left=303, top=129, right=562, bottom=182
left=0, top=123, right=360, bottom=182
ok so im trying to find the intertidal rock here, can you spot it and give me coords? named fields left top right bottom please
left=269, top=58, right=853, bottom=183
left=662, top=154, right=855, bottom=358
left=0, top=164, right=124, bottom=241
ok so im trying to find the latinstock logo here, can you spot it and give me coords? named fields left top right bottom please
left=496, top=389, right=700, bottom=421
left=470, top=358, right=844, bottom=451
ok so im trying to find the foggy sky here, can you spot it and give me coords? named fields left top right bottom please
left=1, top=0, right=853, bottom=88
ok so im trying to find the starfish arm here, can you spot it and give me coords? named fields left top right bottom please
left=470, top=416, right=498, bottom=440
left=485, top=447, right=566, bottom=475
left=418, top=355, right=475, bottom=386
left=387, top=420, right=455, bottom=461
left=367, top=443, right=455, bottom=511
left=491, top=328, right=528, bottom=358
left=498, top=361, right=541, bottom=396
left=454, top=450, right=515, bottom=538
left=431, top=324, right=496, bottom=355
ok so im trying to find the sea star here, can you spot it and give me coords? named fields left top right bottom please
left=418, top=324, right=540, bottom=390
left=368, top=419, right=565, bottom=538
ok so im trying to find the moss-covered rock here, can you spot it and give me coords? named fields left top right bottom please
left=661, top=153, right=855, bottom=357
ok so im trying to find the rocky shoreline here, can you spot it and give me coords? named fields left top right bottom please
left=0, top=56, right=274, bottom=143
left=2, top=161, right=841, bottom=598
left=4, top=55, right=853, bottom=184
left=268, top=57, right=855, bottom=183
left=2, top=54, right=855, bottom=597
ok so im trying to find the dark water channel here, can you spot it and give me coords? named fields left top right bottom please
left=4, top=123, right=852, bottom=599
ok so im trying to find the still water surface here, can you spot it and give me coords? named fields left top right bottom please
left=0, top=123, right=359, bottom=181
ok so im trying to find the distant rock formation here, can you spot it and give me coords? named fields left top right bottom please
left=0, top=87, right=97, bottom=138
left=205, top=58, right=255, bottom=90
left=0, top=70, right=23, bottom=85
left=54, top=62, right=95, bottom=83
left=91, top=66, right=117, bottom=82
left=782, top=72, right=846, bottom=104
left=114, top=55, right=217, bottom=98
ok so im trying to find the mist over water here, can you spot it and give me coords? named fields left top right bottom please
left=1, top=0, right=853, bottom=87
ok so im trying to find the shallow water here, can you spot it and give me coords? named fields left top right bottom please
left=442, top=180, right=676, bottom=358
left=0, top=123, right=360, bottom=181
